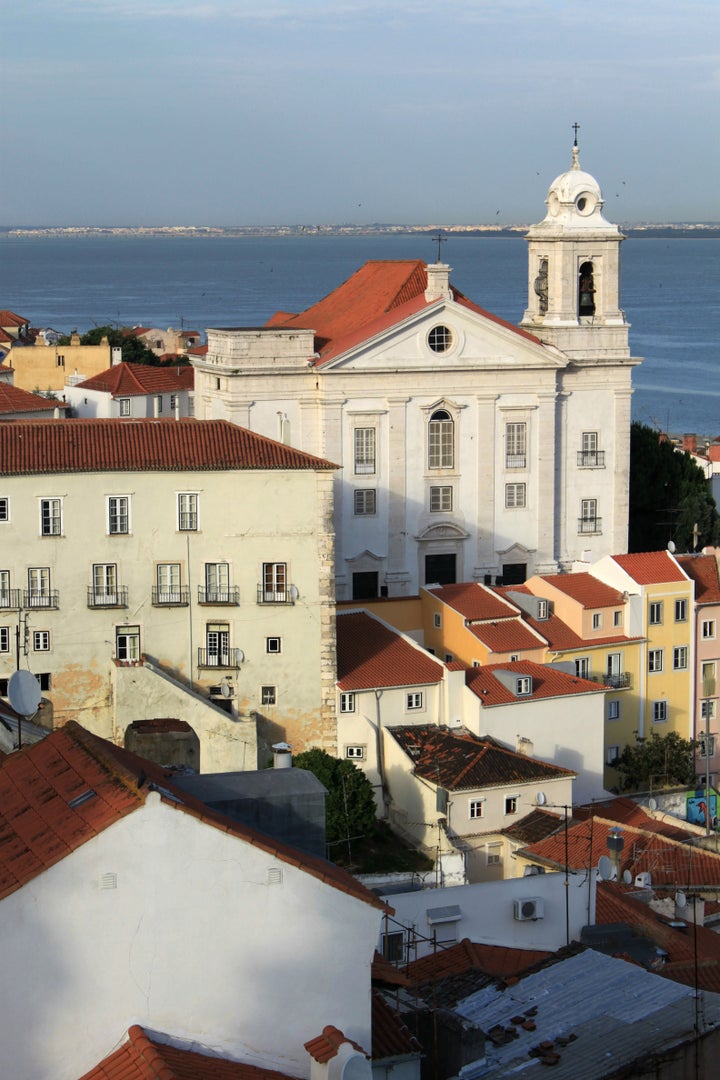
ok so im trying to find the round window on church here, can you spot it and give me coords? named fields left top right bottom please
left=575, top=192, right=596, bottom=216
left=428, top=325, right=453, bottom=353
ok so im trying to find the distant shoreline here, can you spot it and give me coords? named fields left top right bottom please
left=1, top=224, right=719, bottom=240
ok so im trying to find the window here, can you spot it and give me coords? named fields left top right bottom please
left=652, top=700, right=668, bottom=723
left=0, top=498, right=8, bottom=522
left=37, top=673, right=51, bottom=692
left=469, top=799, right=485, bottom=820
left=40, top=498, right=62, bottom=536
left=406, top=691, right=423, bottom=710
left=170, top=395, right=177, bottom=410
left=578, top=432, right=604, bottom=467
left=486, top=844, right=502, bottom=866
left=266, top=637, right=281, bottom=654
left=444, top=653, right=453, bottom=663
left=536, top=601, right=548, bottom=620
left=205, top=562, right=230, bottom=602
left=340, top=692, right=356, bottom=713
left=702, top=662, right=716, bottom=696
left=156, top=563, right=182, bottom=604
left=428, top=411, right=454, bottom=470
left=108, top=496, right=130, bottom=535
left=206, top=623, right=230, bottom=667
left=575, top=657, right=590, bottom=678
left=505, top=483, right=526, bottom=509
left=262, top=562, right=287, bottom=603
left=649, top=602, right=663, bottom=625
left=592, top=613, right=602, bottom=630
left=614, top=610, right=623, bottom=627
left=703, top=620, right=716, bottom=640
left=699, top=735, right=717, bottom=758
left=427, top=325, right=453, bottom=353
left=675, top=599, right=688, bottom=622
left=606, top=746, right=620, bottom=766
left=0, top=627, right=9, bottom=653
left=354, top=428, right=376, bottom=475
left=261, top=685, right=277, bottom=706
left=673, top=646, right=688, bottom=671
left=354, top=489, right=376, bottom=515
left=27, top=567, right=51, bottom=607
left=155, top=395, right=163, bottom=414
left=516, top=677, right=532, bottom=696
left=33, top=631, right=50, bottom=652
left=505, top=422, right=526, bottom=469
left=0, top=570, right=10, bottom=607
left=346, top=745, right=365, bottom=759
left=92, top=563, right=117, bottom=604
left=608, top=700, right=621, bottom=721
left=504, top=796, right=518, bottom=816
left=118, top=398, right=130, bottom=416
left=648, top=649, right=664, bottom=673
left=178, top=493, right=198, bottom=531
left=382, top=931, right=404, bottom=963
left=579, top=498, right=600, bottom=534
left=115, top=625, right=140, bottom=662
left=433, top=613, right=441, bottom=629
left=430, top=485, right=453, bottom=512
left=702, top=700, right=716, bottom=721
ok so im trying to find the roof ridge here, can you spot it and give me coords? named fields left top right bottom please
left=127, top=1025, right=178, bottom=1078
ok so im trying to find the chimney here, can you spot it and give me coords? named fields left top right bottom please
left=607, top=826, right=624, bottom=880
left=516, top=735, right=534, bottom=757
left=111, top=347, right=122, bottom=366
left=425, top=262, right=452, bottom=302
left=272, top=741, right=293, bottom=769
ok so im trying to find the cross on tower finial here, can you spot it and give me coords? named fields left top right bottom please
left=571, top=123, right=581, bottom=169
left=432, top=232, right=446, bottom=264
left=572, top=122, right=580, bottom=146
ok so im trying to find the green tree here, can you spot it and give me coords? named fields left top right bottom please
left=616, top=731, right=697, bottom=792
left=58, top=325, right=159, bottom=365
left=293, top=748, right=376, bottom=848
left=629, top=422, right=720, bottom=552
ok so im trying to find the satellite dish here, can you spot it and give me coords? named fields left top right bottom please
left=536, top=791, right=547, bottom=806
left=676, top=890, right=687, bottom=909
left=8, top=670, right=42, bottom=717
left=622, top=869, right=633, bottom=885
left=220, top=683, right=231, bottom=698
left=236, top=650, right=245, bottom=664
left=667, top=540, right=676, bottom=553
left=289, top=584, right=299, bottom=601
left=597, top=855, right=613, bottom=881
left=648, top=797, right=658, bottom=811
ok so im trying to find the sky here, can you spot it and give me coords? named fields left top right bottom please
left=2, top=1, right=719, bottom=226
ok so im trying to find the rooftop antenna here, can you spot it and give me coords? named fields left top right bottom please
left=432, top=232, right=446, bottom=264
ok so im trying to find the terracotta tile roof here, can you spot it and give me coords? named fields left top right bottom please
left=80, top=1024, right=295, bottom=1079
left=406, top=939, right=551, bottom=984
left=677, top=554, right=720, bottom=603
left=520, top=815, right=720, bottom=888
left=371, top=951, right=411, bottom=986
left=0, top=310, right=29, bottom=327
left=490, top=594, right=640, bottom=653
left=76, top=362, right=194, bottom=396
left=595, top=881, right=720, bottom=993
left=503, top=807, right=566, bottom=846
left=612, top=551, right=688, bottom=585
left=0, top=330, right=14, bottom=345
left=467, top=618, right=547, bottom=653
left=389, top=725, right=575, bottom=789
left=537, top=572, right=626, bottom=608
left=336, top=610, right=444, bottom=691
left=0, top=382, right=60, bottom=414
left=371, top=990, right=422, bottom=1060
left=266, top=261, right=541, bottom=366
left=0, top=722, right=387, bottom=910
left=304, top=1026, right=367, bottom=1063
left=574, top=798, right=698, bottom=843
left=465, top=660, right=605, bottom=705
left=187, top=344, right=208, bottom=356
left=429, top=582, right=520, bottom=621
left=0, top=418, right=336, bottom=475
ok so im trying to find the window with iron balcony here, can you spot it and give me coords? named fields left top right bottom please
left=577, top=432, right=605, bottom=468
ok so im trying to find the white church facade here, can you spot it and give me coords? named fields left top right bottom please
left=193, top=144, right=641, bottom=599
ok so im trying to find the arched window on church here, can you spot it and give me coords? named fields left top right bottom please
left=428, top=410, right=454, bottom=469
left=578, top=261, right=595, bottom=316
left=534, top=259, right=548, bottom=314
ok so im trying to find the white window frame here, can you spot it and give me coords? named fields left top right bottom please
left=614, top=610, right=623, bottom=627
left=27, top=567, right=51, bottom=604
left=504, top=795, right=519, bottom=816
left=345, top=745, right=365, bottom=760
left=702, top=661, right=717, bottom=696
left=592, top=612, right=602, bottom=630
left=505, top=483, right=526, bottom=509
left=339, top=692, right=356, bottom=713
left=107, top=495, right=130, bottom=535
left=699, top=735, right=716, bottom=758
left=673, top=646, right=688, bottom=671
left=606, top=745, right=620, bottom=766
left=33, top=630, right=50, bottom=652
left=652, top=700, right=668, bottom=723
left=608, top=700, right=621, bottom=721
left=580, top=498, right=599, bottom=533
left=433, top=613, right=441, bottom=629
left=156, top=562, right=182, bottom=603
left=266, top=636, right=282, bottom=654
left=575, top=657, right=590, bottom=678
left=262, top=562, right=287, bottom=603
left=486, top=844, right=502, bottom=866
left=116, top=625, right=140, bottom=662
left=40, top=497, right=62, bottom=537
left=0, top=626, right=9, bottom=653
left=178, top=492, right=199, bottom=532
left=469, top=799, right=485, bottom=820
left=0, top=570, right=10, bottom=607
left=205, top=562, right=230, bottom=601
left=92, top=563, right=118, bottom=604
left=703, top=620, right=717, bottom=640
left=0, top=497, right=9, bottom=522
left=675, top=598, right=688, bottom=622
left=516, top=677, right=532, bottom=696
left=430, top=485, right=453, bottom=512
left=354, top=427, right=376, bottom=476
left=406, top=691, right=424, bottom=711
left=649, top=601, right=663, bottom=625
left=648, top=649, right=664, bottom=673
left=261, top=685, right=277, bottom=706
left=354, top=488, right=377, bottom=516
left=428, top=411, right=454, bottom=470
left=505, top=422, right=526, bottom=469
left=118, top=398, right=131, bottom=417
left=702, top=700, right=717, bottom=721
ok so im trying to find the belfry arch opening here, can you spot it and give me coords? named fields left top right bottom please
left=578, top=261, right=595, bottom=317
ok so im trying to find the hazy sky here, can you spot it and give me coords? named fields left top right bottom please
left=3, top=1, right=718, bottom=226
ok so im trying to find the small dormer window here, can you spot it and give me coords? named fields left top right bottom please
left=516, top=676, right=532, bottom=696
left=536, top=600, right=548, bottom=620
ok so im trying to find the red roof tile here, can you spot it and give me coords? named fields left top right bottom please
left=304, top=1026, right=367, bottom=1063
left=337, top=610, right=444, bottom=691
left=76, top=362, right=194, bottom=396
left=390, top=725, right=574, bottom=789
left=612, top=551, right=688, bottom=585
left=0, top=419, right=336, bottom=475
left=0, top=311, right=29, bottom=327
left=467, top=619, right=547, bottom=653
left=267, top=261, right=541, bottom=366
left=536, top=572, right=626, bottom=609
left=0, top=722, right=386, bottom=910
left=677, top=554, right=720, bottom=604
left=574, top=797, right=698, bottom=843
left=0, top=383, right=59, bottom=414
left=371, top=990, right=422, bottom=1060
left=429, top=582, right=520, bottom=622
left=503, top=807, right=566, bottom=845
left=80, top=1024, right=296, bottom=1079
left=405, top=938, right=551, bottom=983
left=465, top=660, right=605, bottom=706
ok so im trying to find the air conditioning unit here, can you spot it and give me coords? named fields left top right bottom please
left=514, top=897, right=544, bottom=922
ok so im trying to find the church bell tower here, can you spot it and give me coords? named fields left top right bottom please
left=520, top=134, right=631, bottom=363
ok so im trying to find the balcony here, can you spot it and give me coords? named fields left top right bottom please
left=23, top=590, right=59, bottom=610
left=505, top=454, right=526, bottom=469
left=590, top=672, right=632, bottom=690
left=257, top=585, right=296, bottom=605
left=0, top=589, right=22, bottom=610
left=152, top=587, right=190, bottom=607
left=198, top=587, right=240, bottom=606
left=87, top=586, right=128, bottom=609
left=577, top=450, right=606, bottom=468
left=197, top=648, right=243, bottom=669
left=578, top=518, right=602, bottom=535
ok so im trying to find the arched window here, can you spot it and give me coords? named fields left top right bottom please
left=533, top=259, right=548, bottom=314
left=578, top=261, right=595, bottom=316
left=428, top=410, right=454, bottom=469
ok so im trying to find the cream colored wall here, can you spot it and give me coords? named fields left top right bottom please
left=0, top=466, right=336, bottom=766
left=10, top=338, right=112, bottom=393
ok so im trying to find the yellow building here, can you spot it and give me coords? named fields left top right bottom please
left=8, top=333, right=115, bottom=394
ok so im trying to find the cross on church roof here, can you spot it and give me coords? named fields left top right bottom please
left=432, top=232, right=446, bottom=264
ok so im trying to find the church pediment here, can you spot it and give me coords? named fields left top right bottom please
left=416, top=522, right=470, bottom=542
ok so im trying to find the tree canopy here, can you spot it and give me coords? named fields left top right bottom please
left=293, top=748, right=377, bottom=848
left=615, top=731, right=697, bottom=792
left=57, top=325, right=159, bottom=365
left=629, top=422, right=720, bottom=552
